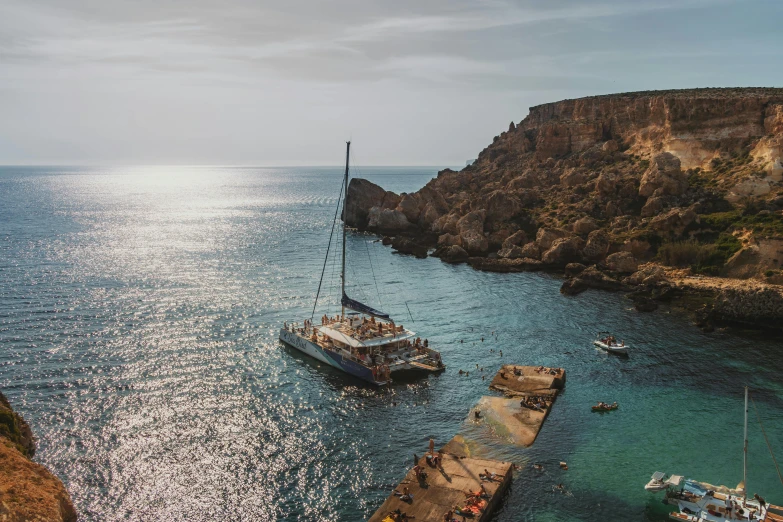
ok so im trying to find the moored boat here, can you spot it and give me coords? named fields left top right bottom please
left=591, top=401, right=618, bottom=412
left=594, top=331, right=629, bottom=354
left=279, top=142, right=445, bottom=386
left=645, top=387, right=781, bottom=521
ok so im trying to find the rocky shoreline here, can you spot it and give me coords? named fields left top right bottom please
left=0, top=392, right=77, bottom=522
left=344, top=89, right=783, bottom=332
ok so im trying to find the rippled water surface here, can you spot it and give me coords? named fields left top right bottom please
left=1, top=166, right=782, bottom=521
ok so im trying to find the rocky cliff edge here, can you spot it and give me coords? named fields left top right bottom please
left=0, top=392, right=77, bottom=522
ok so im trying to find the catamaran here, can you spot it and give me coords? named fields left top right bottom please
left=645, top=387, right=783, bottom=521
left=278, top=142, right=445, bottom=385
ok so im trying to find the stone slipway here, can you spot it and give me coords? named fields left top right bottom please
left=367, top=450, right=512, bottom=522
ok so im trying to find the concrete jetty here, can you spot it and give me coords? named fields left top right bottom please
left=489, top=364, right=565, bottom=396
left=368, top=447, right=513, bottom=522
left=480, top=365, right=565, bottom=446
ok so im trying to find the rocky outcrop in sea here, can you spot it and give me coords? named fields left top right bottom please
left=345, top=88, right=783, bottom=330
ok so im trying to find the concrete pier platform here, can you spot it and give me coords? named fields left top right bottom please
left=480, top=365, right=565, bottom=446
left=368, top=447, right=513, bottom=522
left=489, top=364, right=565, bottom=396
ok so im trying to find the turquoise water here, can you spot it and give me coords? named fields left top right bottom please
left=1, top=165, right=781, bottom=521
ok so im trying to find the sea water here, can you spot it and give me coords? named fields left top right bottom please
left=1, top=165, right=781, bottom=521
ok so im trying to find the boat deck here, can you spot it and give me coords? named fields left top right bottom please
left=367, top=447, right=512, bottom=522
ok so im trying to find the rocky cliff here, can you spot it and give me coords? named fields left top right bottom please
left=346, top=88, right=783, bottom=329
left=0, top=392, right=77, bottom=522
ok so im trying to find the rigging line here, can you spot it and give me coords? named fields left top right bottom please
left=363, top=235, right=383, bottom=309
left=405, top=302, right=415, bottom=323
left=311, top=179, right=345, bottom=320
left=327, top=221, right=339, bottom=311
left=370, top=239, right=390, bottom=308
left=750, top=395, right=783, bottom=489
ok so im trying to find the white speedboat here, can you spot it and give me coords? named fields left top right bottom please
left=594, top=332, right=628, bottom=354
left=278, top=142, right=445, bottom=386
left=645, top=472, right=683, bottom=492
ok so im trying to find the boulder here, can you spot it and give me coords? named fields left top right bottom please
left=572, top=216, right=599, bottom=235
left=502, top=230, right=528, bottom=249
left=649, top=207, right=697, bottom=235
left=468, top=257, right=543, bottom=272
left=507, top=170, right=543, bottom=190
left=560, top=168, right=588, bottom=187
left=439, top=245, right=469, bottom=264
left=485, top=190, right=522, bottom=224
left=560, top=277, right=589, bottom=295
left=563, top=266, right=626, bottom=294
left=565, top=262, right=587, bottom=277
left=595, top=171, right=618, bottom=196
left=344, top=178, right=400, bottom=228
left=457, top=210, right=489, bottom=254
left=631, top=294, right=659, bottom=312
left=604, top=251, right=638, bottom=273
left=541, top=236, right=585, bottom=266
left=381, top=236, right=392, bottom=246
left=536, top=227, right=570, bottom=251
left=582, top=229, right=611, bottom=261
left=391, top=237, right=428, bottom=258
left=639, top=152, right=687, bottom=197
left=625, top=264, right=667, bottom=286
left=367, top=207, right=412, bottom=233
left=396, top=194, right=422, bottom=223
left=519, top=242, right=542, bottom=260
left=498, top=245, right=526, bottom=259
left=437, top=233, right=461, bottom=248
left=602, top=140, right=619, bottom=153
left=640, top=196, right=666, bottom=218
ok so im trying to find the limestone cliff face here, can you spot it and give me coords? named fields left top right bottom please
left=0, top=392, right=77, bottom=522
left=347, top=88, right=783, bottom=282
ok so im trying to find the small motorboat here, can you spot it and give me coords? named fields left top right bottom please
left=645, top=472, right=683, bottom=491
left=594, top=332, right=628, bottom=354
left=592, top=402, right=618, bottom=412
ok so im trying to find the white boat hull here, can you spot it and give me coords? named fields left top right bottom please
left=594, top=340, right=628, bottom=354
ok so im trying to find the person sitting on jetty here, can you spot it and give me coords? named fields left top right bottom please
left=393, top=486, right=413, bottom=502
left=442, top=509, right=456, bottom=522
left=481, top=468, right=503, bottom=481
left=413, top=464, right=427, bottom=482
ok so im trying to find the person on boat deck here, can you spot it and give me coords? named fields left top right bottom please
left=754, top=493, right=766, bottom=508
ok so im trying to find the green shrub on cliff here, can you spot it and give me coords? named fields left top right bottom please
left=656, top=233, right=741, bottom=275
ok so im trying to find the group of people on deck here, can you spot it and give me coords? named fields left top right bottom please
left=319, top=314, right=342, bottom=326
left=600, top=335, right=624, bottom=347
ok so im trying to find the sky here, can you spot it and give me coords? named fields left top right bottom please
left=1, top=0, right=782, bottom=166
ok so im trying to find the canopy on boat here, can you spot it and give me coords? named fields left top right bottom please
left=341, top=292, right=391, bottom=320
left=665, top=475, right=683, bottom=487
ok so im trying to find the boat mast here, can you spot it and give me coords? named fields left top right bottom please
left=743, top=385, right=749, bottom=501
left=341, top=141, right=350, bottom=319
